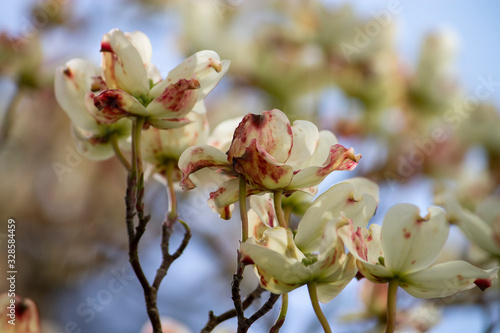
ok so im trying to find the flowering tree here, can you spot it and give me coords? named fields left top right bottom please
left=2, top=1, right=500, bottom=332
left=50, top=28, right=499, bottom=333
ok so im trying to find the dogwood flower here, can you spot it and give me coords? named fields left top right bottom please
left=338, top=204, right=499, bottom=298
left=240, top=178, right=379, bottom=302
left=85, top=29, right=229, bottom=129
left=55, top=58, right=131, bottom=160
left=179, top=109, right=360, bottom=219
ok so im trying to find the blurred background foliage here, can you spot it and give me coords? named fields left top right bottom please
left=0, top=0, right=499, bottom=332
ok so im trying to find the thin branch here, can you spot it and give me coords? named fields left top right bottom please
left=201, top=286, right=267, bottom=333
left=152, top=220, right=191, bottom=290
left=201, top=257, right=280, bottom=333
left=245, top=292, right=280, bottom=328
left=232, top=252, right=246, bottom=331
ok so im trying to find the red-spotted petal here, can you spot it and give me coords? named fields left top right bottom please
left=228, top=109, right=293, bottom=164
left=233, top=139, right=294, bottom=190
left=401, top=261, right=499, bottom=298
left=382, top=204, right=448, bottom=275
left=100, top=29, right=149, bottom=95
left=87, top=89, right=148, bottom=124
left=178, top=145, right=232, bottom=190
left=147, top=79, right=200, bottom=118
left=150, top=50, right=229, bottom=100
left=288, top=144, right=361, bottom=190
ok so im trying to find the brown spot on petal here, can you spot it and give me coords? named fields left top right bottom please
left=260, top=274, right=268, bottom=287
left=63, top=67, right=73, bottom=77
left=100, top=41, right=113, bottom=53
left=241, top=255, right=255, bottom=265
left=351, top=227, right=368, bottom=261
left=208, top=58, right=223, bottom=72
left=404, top=231, right=411, bottom=239
left=93, top=90, right=131, bottom=123
left=233, top=139, right=292, bottom=189
left=316, top=144, right=360, bottom=178
left=474, top=278, right=492, bottom=291
left=154, top=78, right=200, bottom=113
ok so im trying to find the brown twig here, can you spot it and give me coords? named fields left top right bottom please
left=201, top=285, right=267, bottom=332
left=201, top=253, right=279, bottom=333
left=246, top=293, right=280, bottom=328
left=125, top=167, right=191, bottom=332
left=152, top=219, right=191, bottom=290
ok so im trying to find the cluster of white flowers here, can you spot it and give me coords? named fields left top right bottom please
left=54, top=29, right=499, bottom=333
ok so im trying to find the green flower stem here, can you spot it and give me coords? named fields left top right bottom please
left=385, top=280, right=399, bottom=333
left=270, top=293, right=288, bottom=332
left=239, top=177, right=249, bottom=242
left=307, top=282, right=331, bottom=333
left=164, top=161, right=178, bottom=223
left=283, top=205, right=292, bottom=226
left=274, top=190, right=287, bottom=228
left=110, top=133, right=131, bottom=171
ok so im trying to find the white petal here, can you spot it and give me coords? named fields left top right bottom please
left=240, top=228, right=309, bottom=293
left=295, top=181, right=377, bottom=253
left=125, top=31, right=152, bottom=67
left=54, top=58, right=100, bottom=131
left=248, top=209, right=269, bottom=240
left=150, top=51, right=229, bottom=100
left=309, top=220, right=348, bottom=278
left=338, top=223, right=393, bottom=283
left=301, top=130, right=338, bottom=168
left=101, top=29, right=149, bottom=95
left=445, top=194, right=500, bottom=256
left=287, top=144, right=360, bottom=191
left=207, top=117, right=243, bottom=152
left=207, top=178, right=240, bottom=220
left=286, top=120, right=319, bottom=167
left=382, top=204, right=449, bottom=275
left=70, top=119, right=131, bottom=161
left=402, top=261, right=499, bottom=298
left=249, top=193, right=278, bottom=228
left=316, top=253, right=358, bottom=303
left=343, top=177, right=380, bottom=204
left=146, top=78, right=200, bottom=118
left=178, top=145, right=231, bottom=190
left=71, top=125, right=114, bottom=160
left=476, top=196, right=500, bottom=228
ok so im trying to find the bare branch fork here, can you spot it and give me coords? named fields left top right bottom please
left=201, top=252, right=280, bottom=333
left=125, top=171, right=191, bottom=333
